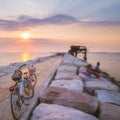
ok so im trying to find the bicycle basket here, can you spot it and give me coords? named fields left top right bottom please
left=12, top=70, right=22, bottom=81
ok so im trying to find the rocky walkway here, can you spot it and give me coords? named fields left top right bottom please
left=0, top=55, right=63, bottom=120
left=31, top=53, right=120, bottom=120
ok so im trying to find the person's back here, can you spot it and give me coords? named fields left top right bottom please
left=95, top=62, right=100, bottom=72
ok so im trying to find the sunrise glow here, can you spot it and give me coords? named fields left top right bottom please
left=21, top=32, right=31, bottom=40
left=21, top=52, right=30, bottom=62
left=0, top=0, right=120, bottom=52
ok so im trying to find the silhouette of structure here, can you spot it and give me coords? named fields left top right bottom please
left=68, top=45, right=87, bottom=60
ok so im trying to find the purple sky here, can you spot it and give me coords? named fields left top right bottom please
left=0, top=0, right=120, bottom=52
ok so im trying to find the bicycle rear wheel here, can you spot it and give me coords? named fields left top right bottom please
left=10, top=87, right=21, bottom=120
left=23, top=84, right=34, bottom=99
left=30, top=74, right=37, bottom=87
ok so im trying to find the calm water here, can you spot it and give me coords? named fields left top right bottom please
left=0, top=52, right=54, bottom=66
left=0, top=52, right=120, bottom=81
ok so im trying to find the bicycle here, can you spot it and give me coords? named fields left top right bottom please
left=22, top=66, right=34, bottom=99
left=9, top=64, right=34, bottom=120
left=28, top=64, right=37, bottom=87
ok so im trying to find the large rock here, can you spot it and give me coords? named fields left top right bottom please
left=85, top=81, right=118, bottom=94
left=50, top=78, right=84, bottom=92
left=99, top=102, right=120, bottom=120
left=79, top=66, right=87, bottom=73
left=95, top=90, right=120, bottom=105
left=31, top=103, right=99, bottom=120
left=81, top=76, right=109, bottom=83
left=39, top=86, right=98, bottom=114
left=0, top=65, right=16, bottom=75
left=61, top=53, right=88, bottom=67
left=57, top=65, right=77, bottom=74
left=98, top=77, right=110, bottom=82
left=55, top=72, right=77, bottom=80
left=79, top=73, right=90, bottom=82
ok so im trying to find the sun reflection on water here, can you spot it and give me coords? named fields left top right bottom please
left=21, top=52, right=30, bottom=62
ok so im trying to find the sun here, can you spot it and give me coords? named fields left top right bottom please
left=21, top=32, right=31, bottom=39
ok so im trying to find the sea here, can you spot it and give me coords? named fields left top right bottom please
left=0, top=52, right=54, bottom=66
left=0, top=52, right=120, bottom=81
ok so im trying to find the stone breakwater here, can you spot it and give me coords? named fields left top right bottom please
left=31, top=53, right=120, bottom=120
left=0, top=54, right=64, bottom=120
left=0, top=53, right=120, bottom=120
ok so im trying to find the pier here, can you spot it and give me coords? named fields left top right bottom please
left=0, top=55, right=63, bottom=120
left=0, top=53, right=120, bottom=120
left=68, top=45, right=87, bottom=60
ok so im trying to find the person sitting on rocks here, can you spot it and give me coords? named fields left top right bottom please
left=94, top=62, right=100, bottom=72
left=94, top=62, right=108, bottom=77
left=81, top=64, right=100, bottom=79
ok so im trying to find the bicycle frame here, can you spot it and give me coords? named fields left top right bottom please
left=19, top=75, right=25, bottom=97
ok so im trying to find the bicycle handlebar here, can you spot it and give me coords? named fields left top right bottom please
left=18, top=64, right=26, bottom=70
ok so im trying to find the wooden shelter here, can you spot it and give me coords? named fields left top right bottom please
left=68, top=45, right=87, bottom=60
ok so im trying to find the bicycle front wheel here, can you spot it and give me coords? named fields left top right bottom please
left=30, top=74, right=37, bottom=87
left=10, top=88, right=21, bottom=120
left=23, top=84, right=34, bottom=99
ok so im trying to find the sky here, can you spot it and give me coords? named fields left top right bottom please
left=0, top=0, right=120, bottom=52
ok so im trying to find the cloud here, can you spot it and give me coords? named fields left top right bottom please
left=0, top=19, right=19, bottom=30
left=40, top=14, right=77, bottom=24
left=0, top=14, right=77, bottom=30
left=0, top=14, right=120, bottom=31
left=78, top=20, right=120, bottom=26
left=17, top=14, right=77, bottom=26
